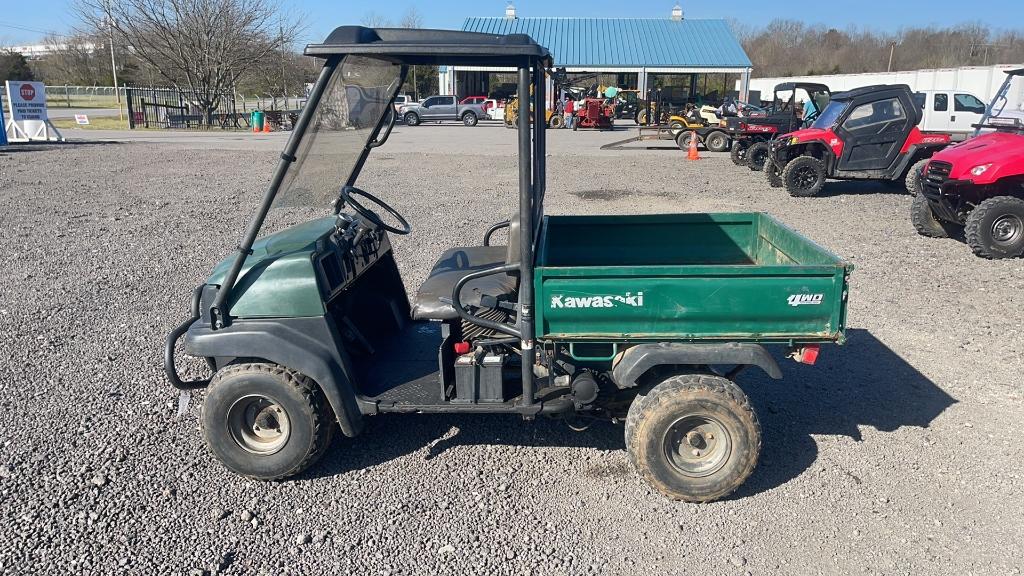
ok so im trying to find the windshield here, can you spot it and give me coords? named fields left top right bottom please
left=812, top=100, right=848, bottom=129
left=987, top=73, right=1024, bottom=123
left=273, top=56, right=403, bottom=209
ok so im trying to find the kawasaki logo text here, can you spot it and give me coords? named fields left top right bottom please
left=550, top=292, right=644, bottom=309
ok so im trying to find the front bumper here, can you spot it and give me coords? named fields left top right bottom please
left=164, top=284, right=217, bottom=390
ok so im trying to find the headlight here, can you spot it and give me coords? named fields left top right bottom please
left=970, top=163, right=992, bottom=177
left=790, top=136, right=800, bottom=145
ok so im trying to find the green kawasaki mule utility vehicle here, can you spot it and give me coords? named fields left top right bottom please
left=165, top=27, right=853, bottom=502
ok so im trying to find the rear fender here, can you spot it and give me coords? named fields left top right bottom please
left=611, top=342, right=782, bottom=389
left=183, top=316, right=365, bottom=437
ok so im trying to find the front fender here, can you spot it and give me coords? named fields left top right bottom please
left=611, top=342, right=782, bottom=389
left=183, top=316, right=364, bottom=438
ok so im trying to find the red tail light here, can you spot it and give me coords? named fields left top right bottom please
left=792, top=345, right=820, bottom=365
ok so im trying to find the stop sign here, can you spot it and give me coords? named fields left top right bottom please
left=19, top=83, right=36, bottom=101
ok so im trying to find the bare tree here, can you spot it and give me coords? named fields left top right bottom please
left=361, top=12, right=393, bottom=28
left=400, top=7, right=423, bottom=30
left=742, top=19, right=1024, bottom=78
left=76, top=0, right=302, bottom=123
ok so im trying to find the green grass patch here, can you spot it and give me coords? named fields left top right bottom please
left=52, top=117, right=130, bottom=130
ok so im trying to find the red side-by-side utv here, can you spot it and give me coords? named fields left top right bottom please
left=764, top=84, right=952, bottom=197
left=912, top=68, right=1024, bottom=259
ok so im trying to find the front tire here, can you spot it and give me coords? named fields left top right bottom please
left=782, top=155, right=827, bottom=197
left=765, top=159, right=783, bottom=187
left=964, top=196, right=1024, bottom=259
left=746, top=142, right=770, bottom=171
left=905, top=158, right=930, bottom=196
left=911, top=194, right=956, bottom=238
left=704, top=131, right=730, bottom=152
left=730, top=141, right=749, bottom=166
left=404, top=112, right=420, bottom=127
left=626, top=374, right=760, bottom=503
left=201, top=363, right=334, bottom=480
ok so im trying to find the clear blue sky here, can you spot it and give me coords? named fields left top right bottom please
left=1, top=0, right=1022, bottom=46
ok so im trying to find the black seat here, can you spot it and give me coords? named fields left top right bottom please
left=411, top=246, right=515, bottom=321
left=411, top=215, right=521, bottom=321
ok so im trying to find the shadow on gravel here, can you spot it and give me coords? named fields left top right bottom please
left=304, top=329, right=955, bottom=497
left=732, top=328, right=956, bottom=499
left=0, top=142, right=121, bottom=154
left=814, top=180, right=913, bottom=198
left=307, top=412, right=625, bottom=481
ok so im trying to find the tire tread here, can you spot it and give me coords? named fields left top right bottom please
left=624, top=374, right=761, bottom=502
left=202, top=362, right=334, bottom=481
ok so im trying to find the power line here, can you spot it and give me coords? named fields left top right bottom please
left=0, top=20, right=67, bottom=38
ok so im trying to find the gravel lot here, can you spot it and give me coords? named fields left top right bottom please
left=1, top=123, right=1022, bottom=576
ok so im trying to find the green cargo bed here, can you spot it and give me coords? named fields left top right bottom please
left=534, top=213, right=852, bottom=344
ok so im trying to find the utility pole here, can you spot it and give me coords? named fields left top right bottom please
left=104, top=2, right=122, bottom=121
left=887, top=41, right=897, bottom=73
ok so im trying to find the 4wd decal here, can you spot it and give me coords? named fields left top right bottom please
left=550, top=292, right=644, bottom=309
left=787, top=293, right=824, bottom=307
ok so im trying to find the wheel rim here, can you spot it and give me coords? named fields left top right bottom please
left=991, top=214, right=1023, bottom=245
left=662, top=415, right=732, bottom=477
left=751, top=149, right=766, bottom=165
left=226, top=395, right=291, bottom=455
left=794, top=165, right=818, bottom=190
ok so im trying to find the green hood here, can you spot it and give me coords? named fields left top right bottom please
left=209, top=217, right=336, bottom=318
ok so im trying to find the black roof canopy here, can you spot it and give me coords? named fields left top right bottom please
left=305, top=26, right=552, bottom=67
left=774, top=82, right=830, bottom=93
left=830, top=84, right=911, bottom=101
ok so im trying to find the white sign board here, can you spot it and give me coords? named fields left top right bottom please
left=75, top=114, right=90, bottom=125
left=4, top=81, right=62, bottom=142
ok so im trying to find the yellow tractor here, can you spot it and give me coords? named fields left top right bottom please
left=504, top=96, right=561, bottom=128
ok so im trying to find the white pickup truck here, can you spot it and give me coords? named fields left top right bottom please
left=914, top=90, right=987, bottom=139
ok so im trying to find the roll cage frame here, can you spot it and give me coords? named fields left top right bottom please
left=207, top=26, right=553, bottom=411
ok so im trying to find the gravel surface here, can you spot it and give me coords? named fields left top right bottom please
left=1, top=124, right=1022, bottom=575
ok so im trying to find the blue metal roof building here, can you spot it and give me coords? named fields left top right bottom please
left=460, top=17, right=751, bottom=70
left=439, top=8, right=753, bottom=102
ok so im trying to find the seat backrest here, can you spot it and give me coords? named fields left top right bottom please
left=505, top=210, right=521, bottom=265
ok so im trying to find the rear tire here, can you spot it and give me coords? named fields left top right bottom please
left=730, top=141, right=749, bottom=166
left=462, top=112, right=478, bottom=127
left=905, top=158, right=930, bottom=196
left=704, top=131, right=730, bottom=153
left=202, top=363, right=334, bottom=480
left=911, top=194, right=956, bottom=238
left=746, top=142, right=770, bottom=171
left=675, top=131, right=699, bottom=151
left=625, top=374, right=761, bottom=503
left=964, top=196, right=1024, bottom=259
left=404, top=112, right=420, bottom=127
left=782, top=155, right=827, bottom=197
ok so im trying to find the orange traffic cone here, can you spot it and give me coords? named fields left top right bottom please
left=262, top=121, right=272, bottom=133
left=687, top=130, right=701, bottom=160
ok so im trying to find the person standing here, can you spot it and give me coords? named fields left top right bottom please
left=564, top=98, right=575, bottom=130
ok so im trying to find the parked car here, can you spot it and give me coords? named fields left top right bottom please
left=460, top=95, right=493, bottom=112
left=913, top=90, right=987, bottom=139
left=484, top=99, right=501, bottom=120
left=400, top=95, right=488, bottom=126
left=392, top=94, right=412, bottom=116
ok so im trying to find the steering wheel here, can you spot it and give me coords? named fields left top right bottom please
left=339, top=186, right=411, bottom=235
